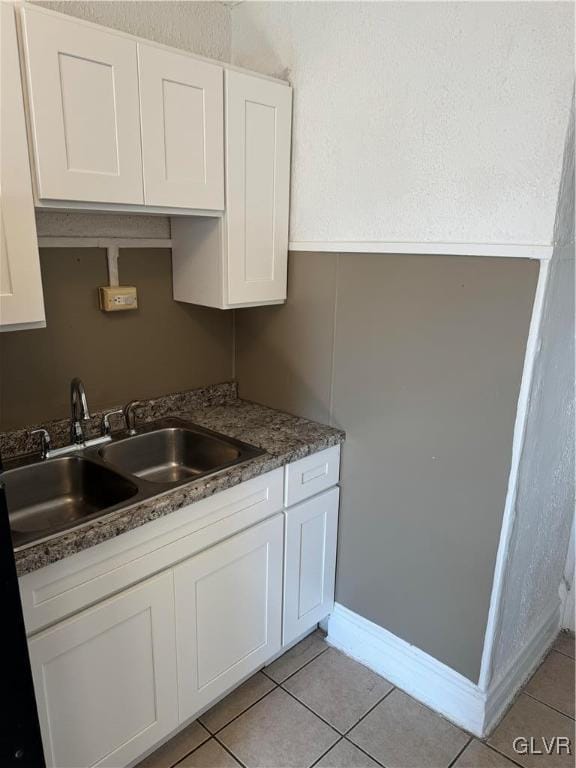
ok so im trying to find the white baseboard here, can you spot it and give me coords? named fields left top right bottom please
left=326, top=602, right=560, bottom=738
left=326, top=603, right=487, bottom=735
left=483, top=602, right=561, bottom=734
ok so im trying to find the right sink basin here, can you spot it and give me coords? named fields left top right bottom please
left=98, top=420, right=264, bottom=485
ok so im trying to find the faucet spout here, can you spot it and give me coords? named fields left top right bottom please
left=70, top=378, right=91, bottom=444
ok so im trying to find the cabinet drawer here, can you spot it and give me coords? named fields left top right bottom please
left=285, top=445, right=340, bottom=507
left=20, top=469, right=284, bottom=634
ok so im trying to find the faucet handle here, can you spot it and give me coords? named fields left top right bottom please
left=30, top=429, right=52, bottom=460
left=124, top=400, right=143, bottom=435
left=101, top=409, right=125, bottom=437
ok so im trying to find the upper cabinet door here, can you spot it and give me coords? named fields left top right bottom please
left=20, top=7, right=143, bottom=205
left=226, top=71, right=292, bottom=305
left=138, top=44, right=224, bottom=210
left=1, top=3, right=45, bottom=331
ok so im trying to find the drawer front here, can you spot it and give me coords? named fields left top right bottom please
left=20, top=469, right=284, bottom=635
left=285, top=445, right=340, bottom=507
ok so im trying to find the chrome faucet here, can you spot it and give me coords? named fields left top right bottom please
left=124, top=400, right=142, bottom=436
left=70, top=378, right=91, bottom=444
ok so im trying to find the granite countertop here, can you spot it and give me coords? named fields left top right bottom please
left=1, top=383, right=344, bottom=576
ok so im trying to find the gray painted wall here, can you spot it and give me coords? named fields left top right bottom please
left=0, top=249, right=233, bottom=430
left=236, top=253, right=538, bottom=681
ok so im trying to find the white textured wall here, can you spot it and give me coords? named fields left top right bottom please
left=30, top=1, right=231, bottom=61
left=490, top=98, right=575, bottom=679
left=232, top=2, right=574, bottom=246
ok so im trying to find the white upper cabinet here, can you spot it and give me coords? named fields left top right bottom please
left=20, top=6, right=144, bottom=205
left=16, top=5, right=292, bottom=308
left=225, top=71, right=292, bottom=305
left=138, top=44, right=224, bottom=210
left=172, top=72, right=292, bottom=308
left=1, top=3, right=45, bottom=331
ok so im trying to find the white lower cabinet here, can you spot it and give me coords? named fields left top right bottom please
left=28, top=571, right=178, bottom=768
left=283, top=487, right=340, bottom=646
left=175, top=515, right=283, bottom=722
left=24, top=454, right=340, bottom=768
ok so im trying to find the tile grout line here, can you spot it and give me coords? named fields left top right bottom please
left=482, top=741, right=526, bottom=768
left=342, top=686, right=397, bottom=737
left=277, top=677, right=397, bottom=742
left=520, top=690, right=575, bottom=721
left=261, top=642, right=330, bottom=686
left=277, top=682, right=395, bottom=767
left=341, top=735, right=388, bottom=767
left=169, top=732, right=227, bottom=768
left=550, top=647, right=576, bottom=660
left=143, top=725, right=211, bottom=768
left=549, top=647, right=576, bottom=661
left=278, top=684, right=343, bottom=735
left=213, top=731, right=250, bottom=768
left=198, top=639, right=392, bottom=767
left=206, top=678, right=281, bottom=737
left=446, top=736, right=473, bottom=768
left=309, top=736, right=344, bottom=768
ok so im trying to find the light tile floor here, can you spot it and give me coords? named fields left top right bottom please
left=137, top=630, right=575, bottom=768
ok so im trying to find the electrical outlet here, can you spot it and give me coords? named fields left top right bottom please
left=98, top=286, right=138, bottom=312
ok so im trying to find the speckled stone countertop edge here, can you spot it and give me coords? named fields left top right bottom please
left=9, top=391, right=345, bottom=577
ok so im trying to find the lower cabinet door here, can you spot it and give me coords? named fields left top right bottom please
left=29, top=571, right=178, bottom=768
left=283, top=487, right=340, bottom=646
left=175, top=514, right=283, bottom=722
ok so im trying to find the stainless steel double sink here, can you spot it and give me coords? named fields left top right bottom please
left=2, top=418, right=264, bottom=549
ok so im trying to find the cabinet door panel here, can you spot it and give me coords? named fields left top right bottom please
left=175, top=515, right=283, bottom=722
left=283, top=488, right=339, bottom=645
left=29, top=572, right=177, bottom=768
left=139, top=44, right=224, bottom=209
left=21, top=6, right=143, bottom=204
left=225, top=71, right=292, bottom=305
left=0, top=4, right=45, bottom=330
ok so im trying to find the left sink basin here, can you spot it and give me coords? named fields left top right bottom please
left=3, top=456, right=139, bottom=548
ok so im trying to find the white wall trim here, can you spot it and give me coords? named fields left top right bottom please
left=477, top=259, right=551, bottom=691
left=37, top=237, right=173, bottom=249
left=326, top=603, right=487, bottom=735
left=288, top=242, right=553, bottom=259
left=327, top=601, right=560, bottom=738
left=483, top=601, right=561, bottom=734
left=561, top=517, right=575, bottom=631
